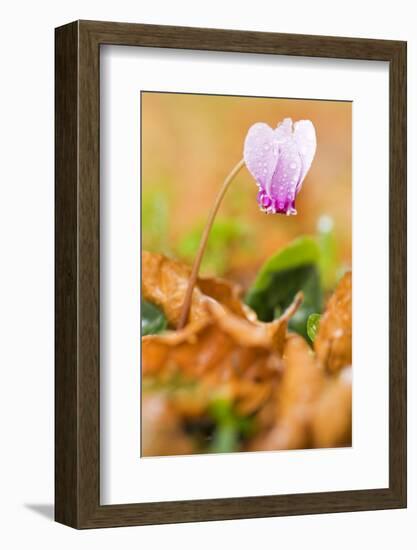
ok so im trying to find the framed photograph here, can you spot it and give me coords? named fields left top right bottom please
left=55, top=20, right=407, bottom=528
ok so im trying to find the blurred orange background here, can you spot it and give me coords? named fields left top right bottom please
left=141, top=92, right=351, bottom=287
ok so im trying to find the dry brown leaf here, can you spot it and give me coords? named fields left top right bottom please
left=142, top=293, right=303, bottom=418
left=141, top=394, right=195, bottom=457
left=142, top=321, right=279, bottom=417
left=247, top=334, right=325, bottom=451
left=312, top=367, right=352, bottom=448
left=142, top=292, right=302, bottom=377
left=279, top=334, right=325, bottom=418
left=142, top=249, right=352, bottom=453
left=142, top=250, right=249, bottom=327
left=206, top=292, right=303, bottom=354
left=314, top=271, right=352, bottom=373
left=198, top=276, right=256, bottom=320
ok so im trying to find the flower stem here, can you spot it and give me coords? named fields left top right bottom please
left=177, top=158, right=245, bottom=329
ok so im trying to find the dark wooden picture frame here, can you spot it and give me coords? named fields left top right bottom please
left=55, top=20, right=407, bottom=529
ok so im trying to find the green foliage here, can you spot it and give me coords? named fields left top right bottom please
left=317, top=215, right=338, bottom=291
left=208, top=398, right=254, bottom=453
left=142, top=372, right=197, bottom=394
left=245, top=236, right=323, bottom=339
left=307, top=313, right=321, bottom=342
left=141, top=187, right=170, bottom=254
left=141, top=299, right=167, bottom=336
left=177, top=217, right=252, bottom=275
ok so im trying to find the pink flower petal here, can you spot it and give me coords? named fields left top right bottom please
left=293, top=120, right=317, bottom=188
left=275, top=117, right=293, bottom=142
left=243, top=122, right=279, bottom=192
left=243, top=118, right=316, bottom=215
left=269, top=138, right=302, bottom=215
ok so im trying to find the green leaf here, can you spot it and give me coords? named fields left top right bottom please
left=141, top=300, right=167, bottom=336
left=208, top=398, right=254, bottom=453
left=177, top=217, right=252, bottom=276
left=245, top=236, right=323, bottom=339
left=141, top=187, right=171, bottom=255
left=317, top=215, right=338, bottom=291
left=307, top=313, right=321, bottom=342
left=209, top=423, right=239, bottom=454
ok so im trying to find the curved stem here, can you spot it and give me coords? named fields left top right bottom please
left=177, top=158, right=245, bottom=329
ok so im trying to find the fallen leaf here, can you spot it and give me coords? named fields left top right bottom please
left=198, top=276, right=256, bottom=320
left=206, top=292, right=303, bottom=354
left=247, top=334, right=325, bottom=451
left=141, top=394, right=195, bottom=457
left=312, top=366, right=352, bottom=448
left=142, top=293, right=303, bottom=421
left=142, top=250, right=249, bottom=327
left=141, top=250, right=352, bottom=455
left=314, top=271, right=352, bottom=372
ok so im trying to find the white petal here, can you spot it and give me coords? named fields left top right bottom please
left=243, top=122, right=279, bottom=191
left=293, top=120, right=317, bottom=187
left=275, top=117, right=293, bottom=142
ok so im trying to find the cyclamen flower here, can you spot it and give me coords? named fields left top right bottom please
left=243, top=118, right=316, bottom=215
